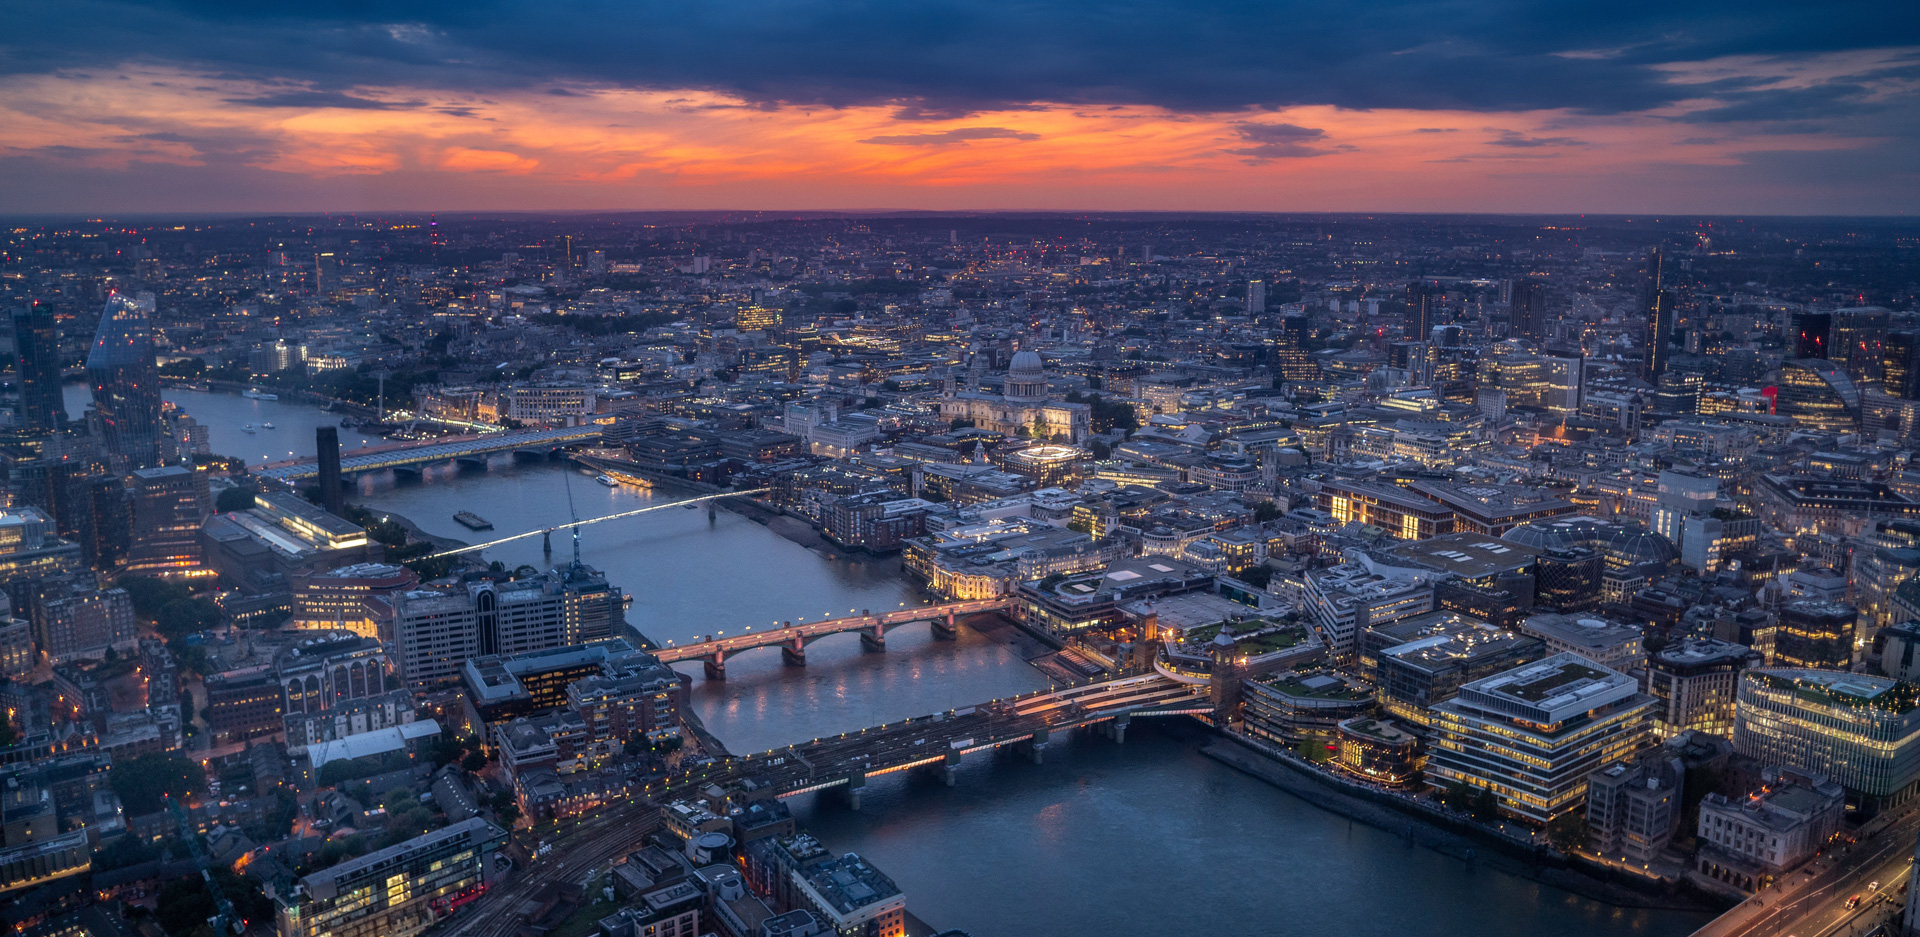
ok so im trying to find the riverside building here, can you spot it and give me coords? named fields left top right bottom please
left=1428, top=653, right=1655, bottom=823
left=276, top=817, right=506, bottom=937
left=1732, top=669, right=1920, bottom=803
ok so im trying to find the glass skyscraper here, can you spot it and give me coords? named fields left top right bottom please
left=10, top=303, right=64, bottom=434
left=86, top=295, right=163, bottom=468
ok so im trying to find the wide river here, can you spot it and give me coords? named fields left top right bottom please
left=82, top=386, right=1714, bottom=937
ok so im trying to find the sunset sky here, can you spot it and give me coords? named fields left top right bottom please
left=2, top=1, right=1916, bottom=214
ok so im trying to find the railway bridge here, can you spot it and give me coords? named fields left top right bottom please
left=650, top=598, right=1017, bottom=678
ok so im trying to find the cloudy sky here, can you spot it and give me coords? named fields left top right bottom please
left=2, top=0, right=1916, bottom=213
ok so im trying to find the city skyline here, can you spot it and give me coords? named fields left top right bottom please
left=1, top=2, right=1916, bottom=214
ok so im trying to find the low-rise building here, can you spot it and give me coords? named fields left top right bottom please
left=793, top=853, right=906, bottom=937
left=1696, top=767, right=1845, bottom=892
left=1243, top=670, right=1375, bottom=745
left=1586, top=754, right=1683, bottom=862
left=1519, top=613, right=1647, bottom=673
left=1362, top=613, right=1545, bottom=728
left=1334, top=717, right=1423, bottom=788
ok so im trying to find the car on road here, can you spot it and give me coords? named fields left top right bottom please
left=1846, top=894, right=1862, bottom=909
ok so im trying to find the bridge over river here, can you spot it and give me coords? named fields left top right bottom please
left=254, top=425, right=602, bottom=481
left=438, top=671, right=1214, bottom=937
left=650, top=598, right=1017, bottom=677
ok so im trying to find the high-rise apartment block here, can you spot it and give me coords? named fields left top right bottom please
left=86, top=295, right=164, bottom=469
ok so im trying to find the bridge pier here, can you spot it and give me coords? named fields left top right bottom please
left=707, top=502, right=717, bottom=521
left=1023, top=727, right=1050, bottom=764
left=931, top=610, right=958, bottom=640
left=781, top=636, right=807, bottom=666
left=456, top=455, right=488, bottom=471
left=391, top=465, right=423, bottom=481
left=860, top=624, right=887, bottom=652
left=943, top=750, right=962, bottom=787
left=1109, top=713, right=1130, bottom=744
left=703, top=649, right=727, bottom=680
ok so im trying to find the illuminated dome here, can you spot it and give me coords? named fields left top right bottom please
left=1004, top=350, right=1049, bottom=403
left=1600, top=525, right=1678, bottom=569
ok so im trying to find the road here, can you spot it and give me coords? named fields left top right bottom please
left=1696, top=803, right=1920, bottom=937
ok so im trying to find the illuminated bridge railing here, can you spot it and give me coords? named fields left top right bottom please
left=256, top=425, right=603, bottom=480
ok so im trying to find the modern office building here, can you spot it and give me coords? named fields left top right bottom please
left=1510, top=278, right=1545, bottom=339
left=1518, top=613, right=1646, bottom=673
left=1732, top=669, right=1920, bottom=801
left=1243, top=670, right=1376, bottom=744
left=1885, top=330, right=1920, bottom=400
left=275, top=817, right=506, bottom=937
left=10, top=303, right=64, bottom=434
left=391, top=563, right=628, bottom=688
left=1774, top=600, right=1858, bottom=670
left=1362, top=613, right=1544, bottom=727
left=793, top=853, right=906, bottom=937
left=1775, top=359, right=1862, bottom=433
left=86, top=294, right=164, bottom=468
left=1645, top=638, right=1761, bottom=739
left=1318, top=479, right=1455, bottom=541
left=124, top=465, right=211, bottom=579
left=1301, top=563, right=1436, bottom=663
left=1427, top=653, right=1655, bottom=823
left=1334, top=717, right=1423, bottom=787
left=1534, top=548, right=1604, bottom=611
left=291, top=563, right=420, bottom=639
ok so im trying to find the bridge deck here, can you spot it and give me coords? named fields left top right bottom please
left=652, top=598, right=1015, bottom=663
left=256, top=425, right=601, bottom=480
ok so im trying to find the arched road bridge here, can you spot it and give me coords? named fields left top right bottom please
left=652, top=597, right=1016, bottom=678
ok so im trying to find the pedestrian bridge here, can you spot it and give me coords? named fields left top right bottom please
left=255, top=425, right=602, bottom=481
left=652, top=598, right=1016, bottom=677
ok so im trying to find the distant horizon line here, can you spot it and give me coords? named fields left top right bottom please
left=2, top=208, right=1914, bottom=222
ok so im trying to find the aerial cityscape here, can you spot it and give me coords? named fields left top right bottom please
left=1, top=3, right=1918, bottom=937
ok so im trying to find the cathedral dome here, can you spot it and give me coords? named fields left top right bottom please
left=1004, top=350, right=1049, bottom=404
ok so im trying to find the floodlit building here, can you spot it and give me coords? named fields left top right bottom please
left=1732, top=669, right=1920, bottom=803
left=1427, top=653, right=1655, bottom=823
left=275, top=817, right=506, bottom=937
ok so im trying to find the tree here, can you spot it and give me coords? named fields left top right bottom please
left=1253, top=500, right=1284, bottom=523
left=490, top=790, right=521, bottom=826
left=215, top=487, right=257, bottom=513
left=462, top=750, right=488, bottom=773
left=1471, top=787, right=1501, bottom=821
left=1545, top=811, right=1588, bottom=852
left=1088, top=438, right=1112, bottom=460
left=110, top=752, right=204, bottom=816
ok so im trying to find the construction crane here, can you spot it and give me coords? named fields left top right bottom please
left=165, top=793, right=244, bottom=935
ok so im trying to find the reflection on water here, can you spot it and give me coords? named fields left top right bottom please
left=122, top=388, right=1714, bottom=937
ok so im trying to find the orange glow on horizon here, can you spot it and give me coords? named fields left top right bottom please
left=1, top=50, right=1910, bottom=212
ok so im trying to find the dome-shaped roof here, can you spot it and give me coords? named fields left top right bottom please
left=1009, top=350, right=1044, bottom=374
left=1601, top=525, right=1678, bottom=567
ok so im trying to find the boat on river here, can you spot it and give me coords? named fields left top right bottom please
left=454, top=511, right=493, bottom=531
left=596, top=474, right=617, bottom=487
left=242, top=388, right=278, bottom=400
left=241, top=423, right=255, bottom=433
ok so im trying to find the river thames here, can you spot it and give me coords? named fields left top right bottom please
left=84, top=386, right=1714, bottom=937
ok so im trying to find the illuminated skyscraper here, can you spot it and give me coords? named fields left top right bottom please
left=1883, top=331, right=1920, bottom=399
left=86, top=295, right=163, bottom=468
left=1775, top=358, right=1861, bottom=432
left=1641, top=248, right=1673, bottom=384
left=1247, top=279, right=1266, bottom=314
left=10, top=303, right=64, bottom=434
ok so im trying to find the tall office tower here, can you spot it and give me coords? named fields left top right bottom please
left=1831, top=306, right=1890, bottom=383
left=124, top=466, right=210, bottom=579
left=1792, top=310, right=1833, bottom=360
left=1510, top=278, right=1545, bottom=340
left=1884, top=331, right=1920, bottom=399
left=1247, top=280, right=1266, bottom=314
left=1405, top=281, right=1435, bottom=341
left=1643, top=291, right=1674, bottom=384
left=11, top=304, right=64, bottom=434
left=392, top=562, right=628, bottom=687
left=316, top=426, right=344, bottom=516
left=86, top=295, right=163, bottom=468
